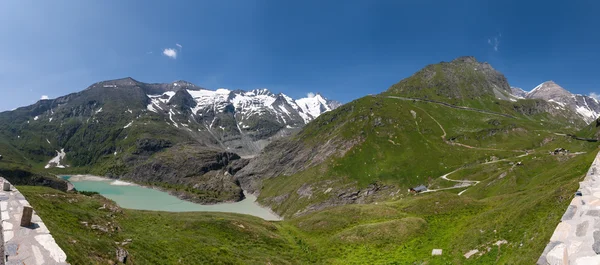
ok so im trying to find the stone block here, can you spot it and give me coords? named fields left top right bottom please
left=20, top=206, right=33, bottom=227
left=546, top=243, right=567, bottom=265
left=577, top=221, right=589, bottom=237
left=587, top=210, right=600, bottom=216
left=562, top=205, right=577, bottom=221
left=594, top=230, right=600, bottom=254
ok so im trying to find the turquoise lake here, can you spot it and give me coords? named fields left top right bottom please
left=62, top=175, right=281, bottom=221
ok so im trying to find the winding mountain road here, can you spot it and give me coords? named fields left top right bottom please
left=407, top=102, right=529, bottom=196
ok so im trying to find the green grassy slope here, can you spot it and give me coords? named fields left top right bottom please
left=256, top=94, right=584, bottom=218
left=19, top=186, right=306, bottom=265
left=20, top=142, right=597, bottom=264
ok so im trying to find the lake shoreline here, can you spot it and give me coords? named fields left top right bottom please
left=59, top=174, right=283, bottom=221
left=62, top=174, right=243, bottom=205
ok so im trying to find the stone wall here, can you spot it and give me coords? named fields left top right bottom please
left=0, top=178, right=68, bottom=265
left=538, top=151, right=600, bottom=264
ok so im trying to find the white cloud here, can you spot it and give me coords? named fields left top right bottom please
left=589, top=92, right=600, bottom=100
left=163, top=48, right=177, bottom=59
left=487, top=34, right=501, bottom=52
left=176, top=43, right=182, bottom=49
left=307, top=92, right=315, bottom=98
left=41, top=95, right=49, bottom=100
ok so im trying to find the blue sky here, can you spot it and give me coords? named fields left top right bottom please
left=1, top=0, right=599, bottom=110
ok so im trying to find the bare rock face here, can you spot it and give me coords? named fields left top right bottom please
left=235, top=136, right=361, bottom=194
left=116, top=247, right=128, bottom=264
left=123, top=143, right=247, bottom=204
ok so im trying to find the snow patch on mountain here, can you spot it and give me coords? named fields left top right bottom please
left=529, top=83, right=545, bottom=94
left=296, top=94, right=332, bottom=121
left=166, top=88, right=339, bottom=125
left=548, top=99, right=565, bottom=107
left=45, top=149, right=67, bottom=169
left=188, top=89, right=231, bottom=114
left=147, top=91, right=176, bottom=113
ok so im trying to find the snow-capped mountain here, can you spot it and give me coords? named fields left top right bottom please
left=146, top=84, right=340, bottom=128
left=3, top=77, right=340, bottom=163
left=122, top=78, right=340, bottom=155
left=511, top=81, right=600, bottom=124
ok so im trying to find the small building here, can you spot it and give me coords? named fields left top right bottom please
left=410, top=185, right=428, bottom=193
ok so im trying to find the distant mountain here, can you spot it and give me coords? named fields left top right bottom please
left=0, top=77, right=339, bottom=203
left=510, top=87, right=528, bottom=98
left=145, top=81, right=341, bottom=155
left=511, top=81, right=600, bottom=124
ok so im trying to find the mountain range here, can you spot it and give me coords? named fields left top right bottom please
left=0, top=78, right=339, bottom=203
left=511, top=80, right=600, bottom=123
left=82, top=78, right=340, bottom=157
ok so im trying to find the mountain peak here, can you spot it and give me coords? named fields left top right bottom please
left=249, top=88, right=273, bottom=96
left=387, top=56, right=511, bottom=104
left=528, top=81, right=570, bottom=96
left=109, top=77, right=139, bottom=84
left=519, top=80, right=600, bottom=123
left=168, top=80, right=202, bottom=91
left=451, top=56, right=478, bottom=64
left=87, top=77, right=140, bottom=90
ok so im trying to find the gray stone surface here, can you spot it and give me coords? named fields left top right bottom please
left=562, top=205, right=577, bottom=221
left=0, top=178, right=68, bottom=265
left=594, top=231, right=600, bottom=254
left=116, top=247, right=128, bottom=263
left=5, top=243, right=17, bottom=256
left=538, top=152, right=600, bottom=264
left=587, top=210, right=600, bottom=217
left=577, top=221, right=589, bottom=237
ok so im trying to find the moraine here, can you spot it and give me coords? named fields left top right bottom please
left=62, top=175, right=281, bottom=221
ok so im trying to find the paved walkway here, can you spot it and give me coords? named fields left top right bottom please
left=538, top=151, right=600, bottom=264
left=0, top=178, right=68, bottom=265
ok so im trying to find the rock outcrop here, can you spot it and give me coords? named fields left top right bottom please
left=123, top=143, right=247, bottom=203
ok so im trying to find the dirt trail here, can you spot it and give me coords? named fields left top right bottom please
left=409, top=106, right=531, bottom=195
